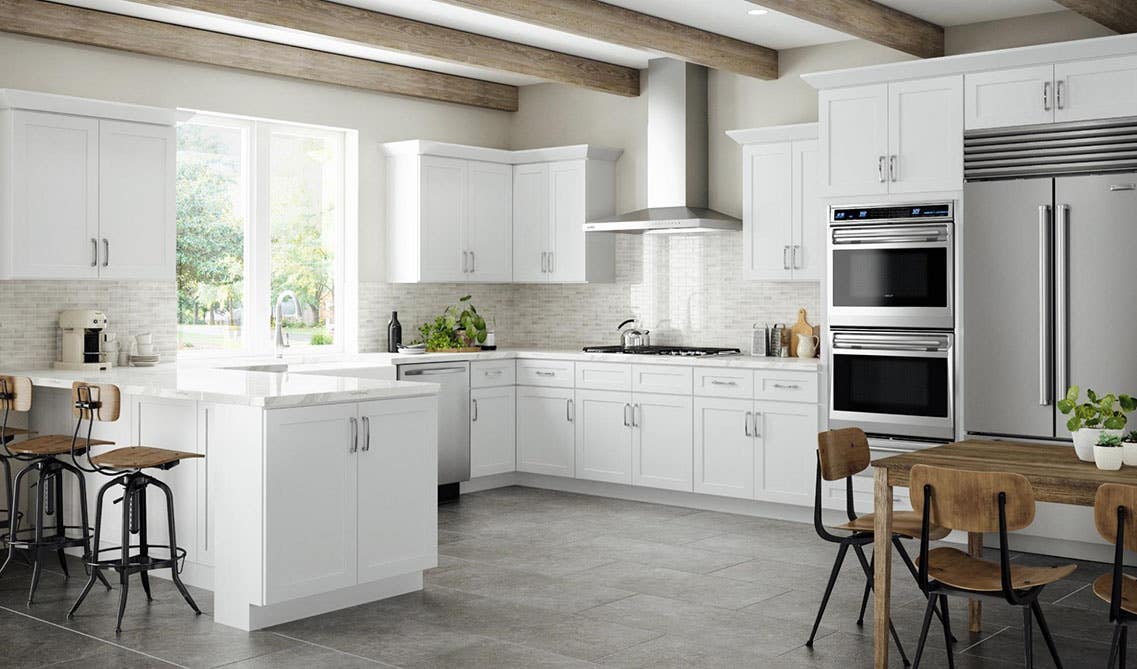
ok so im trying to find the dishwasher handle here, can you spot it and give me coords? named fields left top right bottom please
left=402, top=366, right=467, bottom=376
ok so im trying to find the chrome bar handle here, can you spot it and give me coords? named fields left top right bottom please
left=549, top=252, right=554, bottom=274
left=1056, top=79, right=1065, bottom=110
left=791, top=245, right=800, bottom=269
left=90, top=238, right=98, bottom=267
left=471, top=399, right=478, bottom=423
left=1055, top=203, right=1069, bottom=403
left=565, top=398, right=574, bottom=423
left=783, top=246, right=790, bottom=270
left=752, top=411, right=761, bottom=438
left=623, top=403, right=631, bottom=427
left=1043, top=81, right=1052, bottom=111
left=877, top=155, right=885, bottom=183
left=633, top=404, right=640, bottom=428
left=744, top=411, right=752, bottom=437
left=102, top=238, right=109, bottom=267
left=1038, top=204, right=1052, bottom=406
left=889, top=155, right=897, bottom=182
left=362, top=416, right=371, bottom=452
left=470, top=251, right=476, bottom=273
left=540, top=252, right=547, bottom=273
left=349, top=417, right=359, bottom=453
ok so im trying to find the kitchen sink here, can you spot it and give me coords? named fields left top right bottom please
left=223, top=363, right=290, bottom=373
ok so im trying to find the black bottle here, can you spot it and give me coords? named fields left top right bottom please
left=387, top=311, right=402, bottom=352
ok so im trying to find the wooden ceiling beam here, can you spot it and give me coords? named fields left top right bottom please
left=0, top=0, right=518, bottom=111
left=1052, top=0, right=1137, bottom=33
left=433, top=0, right=778, bottom=80
left=127, top=0, right=639, bottom=97
left=746, top=0, right=944, bottom=59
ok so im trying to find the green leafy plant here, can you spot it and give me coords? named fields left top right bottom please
left=417, top=296, right=488, bottom=350
left=1057, top=386, right=1137, bottom=431
left=1125, top=430, right=1137, bottom=444
left=309, top=331, right=333, bottom=346
left=1098, top=433, right=1123, bottom=447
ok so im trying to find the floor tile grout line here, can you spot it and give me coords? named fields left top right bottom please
left=957, top=624, right=1011, bottom=654
left=0, top=603, right=189, bottom=669
left=265, top=632, right=401, bottom=668
left=1050, top=581, right=1091, bottom=605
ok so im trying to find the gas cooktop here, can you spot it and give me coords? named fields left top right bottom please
left=582, top=345, right=741, bottom=357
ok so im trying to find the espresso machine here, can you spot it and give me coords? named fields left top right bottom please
left=53, top=310, right=111, bottom=371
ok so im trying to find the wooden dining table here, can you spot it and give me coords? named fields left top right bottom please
left=870, top=439, right=1137, bottom=668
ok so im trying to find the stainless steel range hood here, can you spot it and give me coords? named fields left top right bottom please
left=585, top=59, right=741, bottom=234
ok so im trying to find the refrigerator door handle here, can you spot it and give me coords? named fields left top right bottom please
left=1055, top=203, right=1069, bottom=403
left=1038, top=204, right=1052, bottom=406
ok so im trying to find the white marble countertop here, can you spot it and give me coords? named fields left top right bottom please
left=14, top=364, right=438, bottom=408
left=389, top=348, right=822, bottom=370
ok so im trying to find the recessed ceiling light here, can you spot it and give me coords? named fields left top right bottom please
left=747, top=8, right=769, bottom=15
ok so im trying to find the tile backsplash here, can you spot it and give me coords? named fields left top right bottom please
left=0, top=281, right=176, bottom=369
left=360, top=232, right=820, bottom=353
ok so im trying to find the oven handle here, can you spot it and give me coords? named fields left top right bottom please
left=832, top=334, right=951, bottom=352
left=832, top=228, right=949, bottom=244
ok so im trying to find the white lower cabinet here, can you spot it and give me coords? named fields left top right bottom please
left=754, top=400, right=819, bottom=506
left=574, top=389, right=633, bottom=484
left=516, top=386, right=575, bottom=476
left=694, top=397, right=756, bottom=499
left=470, top=385, right=516, bottom=477
left=632, top=393, right=693, bottom=492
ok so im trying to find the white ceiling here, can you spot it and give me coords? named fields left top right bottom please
left=54, top=0, right=1076, bottom=88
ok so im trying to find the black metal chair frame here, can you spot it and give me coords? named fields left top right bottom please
left=1105, top=505, right=1133, bottom=669
left=66, top=385, right=200, bottom=633
left=0, top=378, right=108, bottom=605
left=808, top=462, right=955, bottom=667
left=912, top=484, right=1064, bottom=669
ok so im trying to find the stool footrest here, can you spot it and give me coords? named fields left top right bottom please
left=87, top=544, right=188, bottom=575
left=3, top=526, right=94, bottom=551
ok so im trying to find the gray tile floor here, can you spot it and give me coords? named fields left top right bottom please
left=0, top=486, right=1123, bottom=668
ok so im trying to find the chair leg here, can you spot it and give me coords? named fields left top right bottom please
left=894, top=537, right=956, bottom=643
left=150, top=476, right=199, bottom=615
left=60, top=459, right=107, bottom=589
left=68, top=571, right=98, bottom=618
left=51, top=469, right=69, bottom=579
left=115, top=570, right=129, bottom=635
left=28, top=464, right=46, bottom=606
left=0, top=462, right=31, bottom=581
left=912, top=590, right=938, bottom=669
left=807, top=543, right=849, bottom=647
left=69, top=476, right=120, bottom=619
left=1029, top=600, right=1062, bottom=668
left=1109, top=623, right=1123, bottom=669
left=1022, top=605, right=1034, bottom=669
left=857, top=559, right=872, bottom=626
left=853, top=543, right=911, bottom=666
left=1121, top=624, right=1128, bottom=669
left=939, top=595, right=954, bottom=669
left=137, top=488, right=152, bottom=603
left=115, top=476, right=133, bottom=633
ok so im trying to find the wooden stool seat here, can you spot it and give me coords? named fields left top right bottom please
left=7, top=434, right=112, bottom=456
left=1093, top=573, right=1137, bottom=615
left=91, top=446, right=201, bottom=470
left=917, top=546, right=1076, bottom=592
left=834, top=510, right=951, bottom=541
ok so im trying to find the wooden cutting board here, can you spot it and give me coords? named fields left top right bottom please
left=789, top=308, right=815, bottom=357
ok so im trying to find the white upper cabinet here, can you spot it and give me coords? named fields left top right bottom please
left=417, top=156, right=467, bottom=283
left=966, top=57, right=1137, bottom=130
left=734, top=125, right=819, bottom=282
left=1, top=91, right=176, bottom=281
left=511, top=163, right=549, bottom=283
left=466, top=161, right=513, bottom=282
left=820, top=76, right=962, bottom=197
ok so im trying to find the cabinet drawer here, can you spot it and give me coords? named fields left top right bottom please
left=471, top=360, right=515, bottom=388
left=632, top=365, right=692, bottom=395
left=693, top=368, right=753, bottom=398
left=754, top=371, right=817, bottom=403
left=575, top=362, right=631, bottom=391
left=516, top=359, right=575, bottom=387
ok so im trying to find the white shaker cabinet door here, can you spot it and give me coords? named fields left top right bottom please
left=9, top=111, right=100, bottom=279
left=964, top=66, right=1054, bottom=130
left=791, top=139, right=821, bottom=281
left=754, top=400, right=818, bottom=506
left=1054, top=55, right=1137, bottom=124
left=819, top=84, right=888, bottom=198
left=548, top=160, right=587, bottom=283
left=466, top=160, right=512, bottom=283
left=742, top=142, right=793, bottom=281
left=512, top=163, right=549, bottom=282
left=888, top=76, right=963, bottom=194
left=470, top=385, right=517, bottom=477
left=134, top=397, right=200, bottom=565
left=693, top=397, right=755, bottom=499
left=418, top=155, right=467, bottom=283
left=98, top=120, right=176, bottom=280
left=574, top=388, right=633, bottom=484
left=264, top=403, right=358, bottom=603
left=356, top=397, right=438, bottom=584
left=516, top=386, right=575, bottom=476
left=633, top=393, right=693, bottom=492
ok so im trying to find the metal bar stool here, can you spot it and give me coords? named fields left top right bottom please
left=0, top=376, right=35, bottom=544
left=64, top=382, right=202, bottom=633
left=0, top=375, right=110, bottom=605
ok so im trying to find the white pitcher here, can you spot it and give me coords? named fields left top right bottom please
left=796, top=333, right=819, bottom=358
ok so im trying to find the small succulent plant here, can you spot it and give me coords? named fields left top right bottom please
left=1097, top=433, right=1123, bottom=448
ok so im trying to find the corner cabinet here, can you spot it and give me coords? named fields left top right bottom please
left=819, top=76, right=963, bottom=197
left=0, top=90, right=176, bottom=280
left=730, top=124, right=820, bottom=281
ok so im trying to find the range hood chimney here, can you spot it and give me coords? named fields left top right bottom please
left=585, top=58, right=741, bottom=234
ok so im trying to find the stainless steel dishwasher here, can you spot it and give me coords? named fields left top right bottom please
left=397, top=361, right=470, bottom=501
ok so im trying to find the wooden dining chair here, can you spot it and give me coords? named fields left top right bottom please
left=809, top=428, right=953, bottom=664
left=1093, top=483, right=1137, bottom=668
left=909, top=464, right=1077, bottom=668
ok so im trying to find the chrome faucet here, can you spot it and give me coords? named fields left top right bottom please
left=274, top=291, right=298, bottom=358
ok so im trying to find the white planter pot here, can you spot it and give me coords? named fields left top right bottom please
left=1095, top=445, right=1124, bottom=470
left=1073, top=428, right=1123, bottom=462
left=1124, top=442, right=1137, bottom=467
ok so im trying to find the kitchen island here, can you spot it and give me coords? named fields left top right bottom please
left=14, top=365, right=439, bottom=631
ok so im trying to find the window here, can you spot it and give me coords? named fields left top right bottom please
left=176, top=113, right=347, bottom=355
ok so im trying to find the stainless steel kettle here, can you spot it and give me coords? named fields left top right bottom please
left=618, top=318, right=650, bottom=348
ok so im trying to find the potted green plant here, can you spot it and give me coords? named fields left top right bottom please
left=1095, top=433, right=1124, bottom=471
left=1124, top=431, right=1137, bottom=467
left=1058, top=386, right=1137, bottom=462
left=417, top=296, right=488, bottom=352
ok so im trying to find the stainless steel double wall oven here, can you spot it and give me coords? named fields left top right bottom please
left=827, top=202, right=957, bottom=441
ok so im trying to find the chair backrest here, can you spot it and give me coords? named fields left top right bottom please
left=1095, top=483, right=1137, bottom=553
left=909, top=464, right=1035, bottom=533
left=0, top=375, right=32, bottom=412
left=71, top=382, right=120, bottom=422
left=817, top=427, right=871, bottom=481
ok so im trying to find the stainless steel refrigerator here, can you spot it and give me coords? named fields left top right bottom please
left=964, top=171, right=1137, bottom=440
